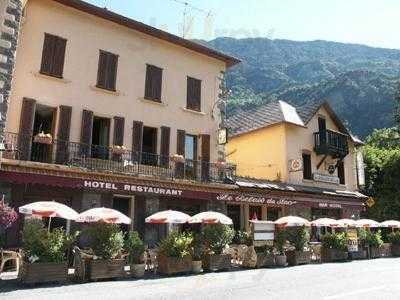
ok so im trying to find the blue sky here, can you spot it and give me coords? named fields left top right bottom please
left=86, top=0, right=400, bottom=49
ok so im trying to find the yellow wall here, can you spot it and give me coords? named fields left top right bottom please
left=227, top=123, right=287, bottom=181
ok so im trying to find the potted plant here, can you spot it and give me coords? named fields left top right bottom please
left=366, top=230, right=384, bottom=259
left=388, top=231, right=400, bottom=256
left=255, top=244, right=276, bottom=268
left=111, top=145, right=128, bottom=155
left=321, top=232, right=348, bottom=262
left=274, top=229, right=287, bottom=267
left=157, top=231, right=193, bottom=275
left=76, top=223, right=126, bottom=281
left=170, top=154, right=185, bottom=163
left=0, top=199, right=18, bottom=248
left=202, top=224, right=234, bottom=271
left=191, top=233, right=204, bottom=274
left=125, top=231, right=146, bottom=278
left=233, top=230, right=252, bottom=246
left=21, top=218, right=74, bottom=284
left=285, top=226, right=311, bottom=266
left=33, top=132, right=53, bottom=145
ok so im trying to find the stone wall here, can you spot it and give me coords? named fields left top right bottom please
left=0, top=0, right=22, bottom=144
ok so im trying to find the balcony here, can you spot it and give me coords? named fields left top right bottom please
left=313, top=129, right=349, bottom=158
left=2, top=132, right=236, bottom=184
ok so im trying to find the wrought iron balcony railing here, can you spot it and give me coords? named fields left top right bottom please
left=2, top=132, right=236, bottom=184
left=313, top=129, right=349, bottom=158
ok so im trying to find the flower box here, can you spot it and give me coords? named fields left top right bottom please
left=157, top=255, right=192, bottom=275
left=111, top=145, right=128, bottom=155
left=22, top=262, right=67, bottom=284
left=33, top=132, right=53, bottom=145
left=275, top=255, right=287, bottom=267
left=348, top=249, right=368, bottom=260
left=285, top=250, right=311, bottom=266
left=392, top=244, right=400, bottom=257
left=215, top=161, right=227, bottom=169
left=321, top=248, right=348, bottom=262
left=369, top=247, right=381, bottom=259
left=202, top=253, right=231, bottom=272
left=192, top=260, right=203, bottom=274
left=170, top=154, right=185, bottom=163
left=256, top=253, right=275, bottom=268
left=380, top=243, right=392, bottom=257
left=86, top=259, right=128, bottom=280
left=130, top=263, right=146, bottom=278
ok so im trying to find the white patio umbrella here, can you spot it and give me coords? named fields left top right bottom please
left=189, top=211, right=233, bottom=225
left=145, top=210, right=191, bottom=224
left=337, top=218, right=361, bottom=228
left=76, top=207, right=131, bottom=224
left=380, top=220, right=400, bottom=228
left=19, top=201, right=79, bottom=232
left=355, top=219, right=380, bottom=228
left=274, top=216, right=310, bottom=227
left=311, top=218, right=341, bottom=227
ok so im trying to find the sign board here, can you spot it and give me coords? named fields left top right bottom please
left=251, top=221, right=275, bottom=241
left=318, top=202, right=342, bottom=209
left=356, top=151, right=365, bottom=187
left=218, top=128, right=228, bottom=145
left=347, top=229, right=358, bottom=252
left=366, top=197, right=375, bottom=208
left=217, top=194, right=297, bottom=206
left=313, top=173, right=340, bottom=184
left=289, top=159, right=302, bottom=172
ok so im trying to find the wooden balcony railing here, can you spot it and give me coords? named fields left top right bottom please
left=313, top=129, right=349, bottom=158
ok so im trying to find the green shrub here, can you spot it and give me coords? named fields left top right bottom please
left=83, top=223, right=124, bottom=260
left=125, top=231, right=145, bottom=264
left=388, top=232, right=400, bottom=245
left=366, top=230, right=384, bottom=248
left=233, top=230, right=252, bottom=245
left=201, top=224, right=234, bottom=255
left=357, top=228, right=368, bottom=243
left=321, top=232, right=348, bottom=251
left=274, top=229, right=286, bottom=255
left=286, top=226, right=310, bottom=251
left=22, top=218, right=75, bottom=263
left=158, top=231, right=194, bottom=258
left=191, top=233, right=205, bottom=260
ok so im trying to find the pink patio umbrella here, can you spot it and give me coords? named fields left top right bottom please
left=337, top=219, right=361, bottom=228
left=380, top=220, right=400, bottom=229
left=145, top=210, right=191, bottom=224
left=189, top=211, right=233, bottom=225
left=355, top=219, right=380, bottom=228
left=76, top=207, right=131, bottom=224
left=19, top=201, right=78, bottom=220
left=274, top=216, right=310, bottom=227
left=311, top=218, right=341, bottom=227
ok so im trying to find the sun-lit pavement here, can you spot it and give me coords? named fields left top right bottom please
left=1, top=258, right=399, bottom=300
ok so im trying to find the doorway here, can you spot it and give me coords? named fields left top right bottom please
left=267, top=207, right=281, bottom=221
left=249, top=205, right=262, bottom=221
left=112, top=196, right=131, bottom=233
left=185, top=134, right=198, bottom=179
left=31, top=105, right=56, bottom=163
left=227, top=205, right=241, bottom=231
left=92, top=116, right=110, bottom=159
left=142, top=126, right=157, bottom=165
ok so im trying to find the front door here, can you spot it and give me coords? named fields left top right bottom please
left=112, top=196, right=130, bottom=233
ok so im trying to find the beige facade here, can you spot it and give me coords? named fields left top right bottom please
left=6, top=0, right=230, bottom=161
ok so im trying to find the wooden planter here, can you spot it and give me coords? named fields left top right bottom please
left=321, top=248, right=348, bottom=262
left=256, top=253, right=275, bottom=268
left=286, top=250, right=311, bottom=266
left=130, top=263, right=146, bottom=278
left=380, top=243, right=392, bottom=257
left=87, top=259, right=128, bottom=280
left=348, top=249, right=368, bottom=260
left=275, top=255, right=287, bottom=267
left=192, top=260, right=203, bottom=274
left=157, top=255, right=192, bottom=275
left=203, top=254, right=231, bottom=272
left=392, top=244, right=400, bottom=257
left=369, top=247, right=381, bottom=259
left=22, top=262, right=68, bottom=284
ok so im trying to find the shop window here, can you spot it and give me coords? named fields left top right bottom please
left=267, top=207, right=281, bottom=221
left=249, top=205, right=262, bottom=221
left=302, top=153, right=312, bottom=180
left=31, top=105, right=56, bottom=163
left=227, top=205, right=241, bottom=231
left=91, top=116, right=110, bottom=159
left=338, top=161, right=345, bottom=184
left=185, top=134, right=198, bottom=179
left=142, top=126, right=158, bottom=165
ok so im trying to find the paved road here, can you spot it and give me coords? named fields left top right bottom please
left=1, top=258, right=400, bottom=300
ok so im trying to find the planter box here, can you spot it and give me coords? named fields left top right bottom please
left=286, top=250, right=311, bottom=266
left=380, top=243, right=392, bottom=257
left=369, top=247, right=381, bottom=259
left=203, top=254, right=231, bottom=272
left=321, top=248, right=348, bottom=262
left=130, top=264, right=146, bottom=278
left=87, top=259, right=128, bottom=280
left=22, top=262, right=67, bottom=284
left=348, top=249, right=368, bottom=260
left=256, top=253, right=275, bottom=268
left=275, top=255, right=287, bottom=267
left=192, top=260, right=203, bottom=274
left=157, top=255, right=192, bottom=275
left=392, top=244, right=400, bottom=257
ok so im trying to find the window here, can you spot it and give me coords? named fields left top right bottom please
left=142, top=126, right=158, bottom=166
left=337, top=161, right=345, bottom=184
left=144, top=65, right=163, bottom=101
left=186, top=77, right=201, bottom=111
left=96, top=50, right=118, bottom=91
left=185, top=134, right=198, bottom=179
left=40, top=33, right=67, bottom=78
left=302, top=153, right=312, bottom=180
left=91, top=116, right=110, bottom=159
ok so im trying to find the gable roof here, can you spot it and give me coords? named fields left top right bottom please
left=228, top=100, right=363, bottom=144
left=50, top=0, right=241, bottom=67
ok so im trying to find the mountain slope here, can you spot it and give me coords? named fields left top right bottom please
left=203, top=38, right=400, bottom=137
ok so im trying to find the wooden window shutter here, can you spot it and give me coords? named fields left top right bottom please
left=175, top=129, right=186, bottom=178
left=18, top=98, right=36, bottom=160
left=131, top=121, right=143, bottom=161
left=97, top=50, right=118, bottom=91
left=113, top=117, right=125, bottom=146
left=200, top=134, right=210, bottom=181
left=302, top=153, right=312, bottom=180
left=97, top=51, right=108, bottom=89
left=52, top=37, right=67, bottom=78
left=40, top=34, right=56, bottom=76
left=80, top=110, right=94, bottom=156
left=338, top=161, right=345, bottom=185
left=40, top=33, right=67, bottom=78
left=160, top=126, right=170, bottom=167
left=187, top=77, right=201, bottom=111
left=55, top=105, right=72, bottom=164
left=144, top=65, right=162, bottom=101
